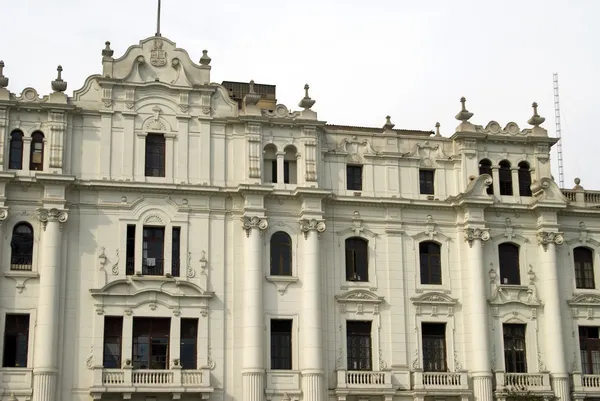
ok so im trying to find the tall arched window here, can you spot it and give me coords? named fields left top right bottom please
left=499, top=160, right=513, bottom=196
left=574, top=247, right=595, bottom=289
left=270, top=231, right=292, bottom=276
left=30, top=131, right=44, bottom=171
left=518, top=162, right=532, bottom=196
left=9, top=130, right=24, bottom=170
left=419, top=241, right=442, bottom=284
left=479, top=159, right=493, bottom=195
left=10, top=223, right=33, bottom=271
left=499, top=243, right=520, bottom=285
left=345, top=237, right=368, bottom=282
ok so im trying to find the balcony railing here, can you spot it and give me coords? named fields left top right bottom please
left=91, top=368, right=211, bottom=394
left=10, top=255, right=33, bottom=271
left=495, top=372, right=551, bottom=392
left=336, top=370, right=393, bottom=390
left=562, top=187, right=600, bottom=207
left=413, top=371, right=469, bottom=390
left=572, top=371, right=600, bottom=392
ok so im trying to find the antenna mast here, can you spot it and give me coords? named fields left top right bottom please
left=553, top=73, right=565, bottom=188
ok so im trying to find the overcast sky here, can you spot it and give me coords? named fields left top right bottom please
left=2, top=0, right=598, bottom=189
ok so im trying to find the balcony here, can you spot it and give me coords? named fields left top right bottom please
left=572, top=372, right=600, bottom=397
left=562, top=185, right=600, bottom=207
left=335, top=370, right=394, bottom=396
left=495, top=372, right=552, bottom=392
left=10, top=255, right=32, bottom=271
left=90, top=367, right=213, bottom=397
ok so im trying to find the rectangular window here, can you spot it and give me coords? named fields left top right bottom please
left=103, top=316, right=123, bottom=368
left=503, top=324, right=527, bottom=373
left=172, top=227, right=181, bottom=277
left=422, top=323, right=446, bottom=371
left=271, top=160, right=278, bottom=183
left=347, top=165, right=363, bottom=191
left=133, top=317, right=170, bottom=369
left=145, top=134, right=166, bottom=177
left=271, top=319, right=292, bottom=370
left=126, top=225, right=136, bottom=275
left=580, top=326, right=600, bottom=374
left=345, top=238, right=369, bottom=282
left=346, top=321, right=372, bottom=371
left=142, top=226, right=165, bottom=275
left=283, top=161, right=290, bottom=184
left=419, top=169, right=435, bottom=195
left=180, top=318, right=198, bottom=369
left=3, top=314, right=29, bottom=368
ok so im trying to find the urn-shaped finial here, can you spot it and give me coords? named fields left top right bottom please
left=0, top=61, right=8, bottom=88
left=102, top=41, right=114, bottom=58
left=200, top=50, right=211, bottom=66
left=527, top=102, right=545, bottom=127
left=298, top=84, right=316, bottom=109
left=383, top=115, right=395, bottom=130
left=435, top=122, right=441, bottom=137
left=51, top=65, right=67, bottom=92
left=455, top=97, right=474, bottom=122
left=244, top=79, right=261, bottom=106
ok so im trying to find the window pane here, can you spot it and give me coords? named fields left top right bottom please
left=345, top=238, right=368, bottom=282
left=419, top=242, right=442, bottom=285
left=132, top=318, right=170, bottom=369
left=145, top=134, right=166, bottom=177
left=346, top=321, right=371, bottom=371
left=3, top=314, right=29, bottom=368
left=180, top=319, right=198, bottom=369
left=271, top=320, right=292, bottom=370
left=142, top=226, right=165, bottom=275
left=270, top=232, right=292, bottom=276
left=347, top=166, right=363, bottom=191
left=419, top=170, right=435, bottom=195
left=499, top=161, right=513, bottom=196
left=575, top=247, right=595, bottom=289
left=499, top=243, right=520, bottom=285
left=422, top=323, right=446, bottom=371
left=172, top=227, right=181, bottom=277
left=503, top=324, right=527, bottom=373
left=103, top=316, right=123, bottom=368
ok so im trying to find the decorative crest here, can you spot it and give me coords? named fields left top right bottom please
left=455, top=96, right=473, bottom=122
left=51, top=65, right=67, bottom=93
left=102, top=41, right=114, bottom=58
left=0, top=61, right=8, bottom=88
left=199, top=50, right=211, bottom=66
left=150, top=39, right=167, bottom=67
left=527, top=102, right=545, bottom=127
left=383, top=115, right=395, bottom=131
left=298, top=84, right=316, bottom=109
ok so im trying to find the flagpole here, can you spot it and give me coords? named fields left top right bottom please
left=156, top=0, right=162, bottom=36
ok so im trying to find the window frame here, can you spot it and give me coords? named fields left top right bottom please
left=346, top=165, right=363, bottom=191
left=478, top=159, right=493, bottom=195
left=518, top=161, right=532, bottom=197
left=270, top=231, right=293, bottom=276
left=142, top=226, right=165, bottom=276
left=103, top=316, right=123, bottom=368
left=574, top=247, right=595, bottom=289
left=498, top=160, right=513, bottom=196
left=180, top=318, right=198, bottom=369
left=2, top=313, right=30, bottom=368
left=145, top=133, right=166, bottom=177
left=421, top=322, right=447, bottom=372
left=419, top=241, right=442, bottom=285
left=270, top=319, right=293, bottom=370
left=499, top=242, right=521, bottom=285
left=132, top=317, right=171, bottom=370
left=9, top=130, right=24, bottom=170
left=346, top=321, right=372, bottom=371
left=29, top=131, right=44, bottom=171
left=503, top=323, right=527, bottom=373
left=419, top=169, right=435, bottom=195
left=345, top=237, right=369, bottom=282
left=10, top=222, right=34, bottom=271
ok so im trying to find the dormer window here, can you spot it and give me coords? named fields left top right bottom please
left=145, top=134, right=165, bottom=177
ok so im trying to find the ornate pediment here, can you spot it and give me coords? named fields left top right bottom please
left=568, top=293, right=600, bottom=306
left=332, top=136, right=378, bottom=163
left=410, top=291, right=457, bottom=306
left=404, top=140, right=451, bottom=166
left=336, top=290, right=384, bottom=315
left=530, top=177, right=569, bottom=205
left=488, top=285, right=541, bottom=307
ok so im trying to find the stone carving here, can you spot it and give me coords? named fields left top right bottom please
left=241, top=216, right=268, bottom=237
left=379, top=349, right=388, bottom=370
left=464, top=228, right=490, bottom=246
left=145, top=106, right=167, bottom=131
left=0, top=60, right=8, bottom=88
left=206, top=346, right=216, bottom=370
left=299, top=219, right=326, bottom=239
left=537, top=231, right=564, bottom=250
left=37, top=208, right=68, bottom=230
left=98, top=247, right=107, bottom=267
left=51, top=65, right=67, bottom=93
left=85, top=345, right=94, bottom=369
left=150, top=39, right=167, bottom=67
left=0, top=208, right=8, bottom=225
left=187, top=252, right=196, bottom=278
left=112, top=250, right=119, bottom=276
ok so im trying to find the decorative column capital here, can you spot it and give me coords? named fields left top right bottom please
left=37, top=208, right=68, bottom=230
left=299, top=218, right=326, bottom=239
left=0, top=207, right=8, bottom=225
left=241, top=216, right=268, bottom=237
left=464, top=228, right=490, bottom=247
left=537, top=231, right=564, bottom=250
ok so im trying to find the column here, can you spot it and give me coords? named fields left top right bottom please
left=511, top=167, right=519, bottom=196
left=33, top=208, right=68, bottom=401
left=241, top=216, right=268, bottom=401
left=464, top=228, right=493, bottom=401
left=276, top=152, right=285, bottom=184
left=135, top=132, right=147, bottom=181
left=23, top=136, right=32, bottom=172
left=300, top=219, right=327, bottom=401
left=165, top=133, right=176, bottom=181
left=538, top=231, right=570, bottom=401
left=491, top=167, right=500, bottom=197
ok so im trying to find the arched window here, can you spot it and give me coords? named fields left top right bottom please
left=419, top=241, right=442, bottom=284
left=9, top=130, right=24, bottom=170
left=283, top=145, right=297, bottom=184
left=30, top=131, right=44, bottom=171
left=10, top=223, right=33, bottom=271
left=270, top=231, right=292, bottom=276
left=518, top=162, right=532, bottom=196
left=499, top=243, right=520, bottom=285
left=478, top=159, right=493, bottom=195
left=499, top=160, right=513, bottom=196
left=345, top=237, right=368, bottom=282
left=574, top=247, right=595, bottom=289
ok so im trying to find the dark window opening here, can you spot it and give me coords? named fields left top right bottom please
left=575, top=247, right=595, bottom=289
left=518, top=162, right=532, bottom=196
left=103, top=316, right=123, bottom=368
left=284, top=161, right=290, bottom=184
left=419, top=169, right=435, bottom=195
left=126, top=225, right=136, bottom=275
left=132, top=317, right=170, bottom=369
left=347, top=165, right=363, bottom=191
left=345, top=237, right=368, bottom=282
left=9, top=130, right=24, bottom=170
left=270, top=231, right=292, bottom=276
left=271, top=319, right=292, bottom=370
left=180, top=318, right=198, bottom=369
left=172, top=227, right=181, bottom=277
left=479, top=159, right=493, bottom=195
left=503, top=324, right=527, bottom=373
left=145, top=134, right=166, bottom=177
left=420, top=241, right=442, bottom=285
left=10, top=223, right=33, bottom=271
left=499, top=160, right=513, bottom=196
left=3, top=314, right=29, bottom=368
left=143, top=226, right=165, bottom=275
left=30, top=131, right=44, bottom=171
left=347, top=321, right=372, bottom=371
left=499, top=243, right=520, bottom=285
left=580, top=326, right=600, bottom=374
left=422, top=323, right=446, bottom=371
left=271, top=160, right=278, bottom=183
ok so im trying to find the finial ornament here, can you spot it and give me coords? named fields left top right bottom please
left=298, top=83, right=316, bottom=109
left=200, top=50, right=211, bottom=66
left=435, top=122, right=441, bottom=137
left=527, top=102, right=545, bottom=127
left=244, top=80, right=261, bottom=106
left=102, top=41, right=114, bottom=58
left=51, top=65, right=67, bottom=92
left=455, top=96, right=474, bottom=122
left=0, top=60, right=8, bottom=88
left=383, top=115, right=395, bottom=131
left=574, top=177, right=583, bottom=190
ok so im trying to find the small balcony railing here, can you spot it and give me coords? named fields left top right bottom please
left=495, top=371, right=551, bottom=392
left=572, top=371, right=600, bottom=392
left=336, top=370, right=393, bottom=390
left=10, top=254, right=33, bottom=271
left=413, top=370, right=469, bottom=390
left=91, top=367, right=211, bottom=394
left=142, top=258, right=164, bottom=276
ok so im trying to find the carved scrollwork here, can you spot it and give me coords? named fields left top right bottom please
left=37, top=208, right=68, bottom=230
left=111, top=249, right=119, bottom=276
left=537, top=231, right=564, bottom=250
left=241, top=216, right=268, bottom=237
left=464, top=228, right=490, bottom=247
left=299, top=218, right=326, bottom=239
left=0, top=208, right=8, bottom=222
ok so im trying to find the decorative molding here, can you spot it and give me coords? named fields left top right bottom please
left=464, top=227, right=490, bottom=247
left=111, top=249, right=119, bottom=276
left=37, top=208, right=68, bottom=230
left=265, top=275, right=299, bottom=295
left=85, top=345, right=94, bottom=369
left=187, top=252, right=195, bottom=278
left=411, top=214, right=450, bottom=242
left=567, top=222, right=600, bottom=247
left=537, top=231, right=564, bottom=251
left=335, top=289, right=383, bottom=315
left=241, top=216, right=268, bottom=237
left=299, top=218, right=326, bottom=239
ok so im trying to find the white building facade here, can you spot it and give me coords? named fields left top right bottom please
left=0, top=33, right=599, bottom=401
